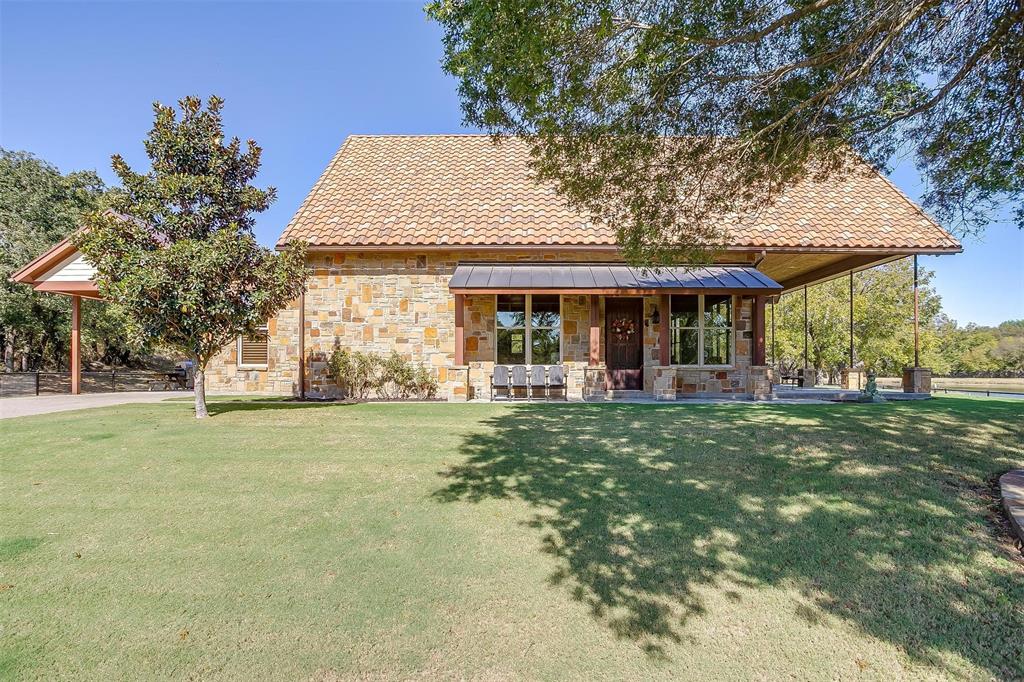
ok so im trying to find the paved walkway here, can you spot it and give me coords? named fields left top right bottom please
left=0, top=391, right=183, bottom=420
left=1001, top=470, right=1024, bottom=550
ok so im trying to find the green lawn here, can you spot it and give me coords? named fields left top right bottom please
left=2, top=398, right=1022, bottom=680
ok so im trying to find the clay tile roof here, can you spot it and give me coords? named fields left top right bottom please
left=278, top=135, right=961, bottom=252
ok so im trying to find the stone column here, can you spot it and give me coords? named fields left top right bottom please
left=841, top=368, right=865, bottom=390
left=902, top=367, right=931, bottom=394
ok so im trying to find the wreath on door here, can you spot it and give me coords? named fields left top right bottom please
left=610, top=318, right=638, bottom=336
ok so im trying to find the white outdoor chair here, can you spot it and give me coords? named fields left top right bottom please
left=547, top=365, right=567, bottom=401
left=491, top=365, right=510, bottom=401
left=510, top=365, right=528, bottom=400
left=529, top=365, right=547, bottom=401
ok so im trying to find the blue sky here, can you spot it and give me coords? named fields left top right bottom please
left=2, top=0, right=1021, bottom=326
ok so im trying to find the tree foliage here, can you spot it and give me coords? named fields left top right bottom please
left=76, top=96, right=308, bottom=418
left=0, top=149, right=140, bottom=371
left=428, top=0, right=1023, bottom=263
left=770, top=259, right=1022, bottom=379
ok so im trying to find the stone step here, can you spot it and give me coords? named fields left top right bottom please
left=604, top=390, right=652, bottom=400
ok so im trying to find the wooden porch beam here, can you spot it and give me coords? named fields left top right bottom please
left=658, top=294, right=671, bottom=366
left=589, top=294, right=600, bottom=366
left=454, top=293, right=465, bottom=366
left=752, top=295, right=767, bottom=366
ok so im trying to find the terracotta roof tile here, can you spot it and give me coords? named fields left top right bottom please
left=278, top=135, right=960, bottom=251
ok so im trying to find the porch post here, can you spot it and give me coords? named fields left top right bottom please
left=454, top=293, right=465, bottom=366
left=658, top=294, right=671, bottom=366
left=803, top=285, right=809, bottom=366
left=70, top=294, right=81, bottom=395
left=589, top=294, right=600, bottom=365
left=913, top=254, right=920, bottom=367
left=849, top=271, right=855, bottom=367
left=770, top=298, right=776, bottom=366
left=752, top=295, right=766, bottom=365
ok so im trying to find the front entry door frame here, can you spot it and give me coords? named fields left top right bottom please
left=605, top=296, right=644, bottom=390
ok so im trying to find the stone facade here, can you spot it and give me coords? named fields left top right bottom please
left=205, top=250, right=770, bottom=400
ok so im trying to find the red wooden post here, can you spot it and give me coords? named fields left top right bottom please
left=753, top=295, right=766, bottom=365
left=658, top=294, right=671, bottom=366
left=70, top=295, right=81, bottom=395
left=454, top=293, right=465, bottom=365
left=589, top=294, right=600, bottom=366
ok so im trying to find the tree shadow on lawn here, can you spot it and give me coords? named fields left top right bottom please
left=433, top=399, right=1024, bottom=675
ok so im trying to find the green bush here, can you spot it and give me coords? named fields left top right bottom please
left=328, top=346, right=438, bottom=400
left=328, top=348, right=381, bottom=399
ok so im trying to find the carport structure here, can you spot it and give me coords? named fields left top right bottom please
left=10, top=238, right=99, bottom=395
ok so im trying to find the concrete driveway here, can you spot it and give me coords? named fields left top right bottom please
left=0, top=391, right=183, bottom=419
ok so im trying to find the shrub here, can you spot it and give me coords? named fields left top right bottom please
left=328, top=348, right=380, bottom=399
left=414, top=364, right=439, bottom=399
left=379, top=351, right=417, bottom=399
left=328, top=345, right=439, bottom=400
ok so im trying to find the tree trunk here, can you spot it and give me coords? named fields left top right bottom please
left=193, top=360, right=209, bottom=419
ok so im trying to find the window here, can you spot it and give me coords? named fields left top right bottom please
left=670, top=295, right=733, bottom=366
left=238, top=325, right=269, bottom=368
left=495, top=294, right=561, bottom=365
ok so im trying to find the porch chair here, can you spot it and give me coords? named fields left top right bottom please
left=529, top=365, right=547, bottom=401
left=491, top=365, right=510, bottom=401
left=510, top=365, right=529, bottom=400
left=547, top=365, right=567, bottom=401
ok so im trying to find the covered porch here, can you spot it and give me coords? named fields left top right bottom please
left=9, top=238, right=100, bottom=395
left=448, top=262, right=782, bottom=401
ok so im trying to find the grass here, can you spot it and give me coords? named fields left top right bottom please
left=1, top=397, right=1022, bottom=680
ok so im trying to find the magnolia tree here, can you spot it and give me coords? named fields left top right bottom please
left=76, top=96, right=307, bottom=418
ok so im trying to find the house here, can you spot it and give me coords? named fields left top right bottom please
left=203, top=135, right=961, bottom=401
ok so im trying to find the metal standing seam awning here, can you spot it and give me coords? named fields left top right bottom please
left=448, top=263, right=783, bottom=294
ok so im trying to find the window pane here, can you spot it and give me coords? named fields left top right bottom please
left=531, top=328, right=560, bottom=365
left=497, top=328, right=526, bottom=364
left=531, top=294, right=560, bottom=329
left=704, top=329, right=732, bottom=365
left=704, top=295, right=732, bottom=328
left=497, top=294, right=526, bottom=329
left=671, top=295, right=699, bottom=328
left=671, top=328, right=698, bottom=365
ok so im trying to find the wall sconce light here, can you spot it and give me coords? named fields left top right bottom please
left=651, top=307, right=660, bottom=324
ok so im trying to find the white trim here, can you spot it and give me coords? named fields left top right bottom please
left=237, top=325, right=269, bottom=370
left=494, top=293, right=563, bottom=365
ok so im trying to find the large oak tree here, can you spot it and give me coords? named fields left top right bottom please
left=428, top=0, right=1023, bottom=263
left=76, top=97, right=307, bottom=418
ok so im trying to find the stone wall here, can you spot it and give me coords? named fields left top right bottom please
left=205, top=250, right=768, bottom=400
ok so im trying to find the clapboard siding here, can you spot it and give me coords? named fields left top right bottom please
left=38, top=251, right=96, bottom=282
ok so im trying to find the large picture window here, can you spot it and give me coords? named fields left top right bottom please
left=496, top=294, right=561, bottom=365
left=670, top=295, right=733, bottom=366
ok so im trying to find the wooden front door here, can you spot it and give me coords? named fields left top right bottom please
left=605, top=297, right=644, bottom=390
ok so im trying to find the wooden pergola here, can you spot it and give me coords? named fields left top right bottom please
left=10, top=238, right=100, bottom=395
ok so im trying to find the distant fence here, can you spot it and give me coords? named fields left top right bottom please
left=0, top=371, right=188, bottom=398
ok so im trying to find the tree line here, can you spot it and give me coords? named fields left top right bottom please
left=770, top=259, right=1023, bottom=380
